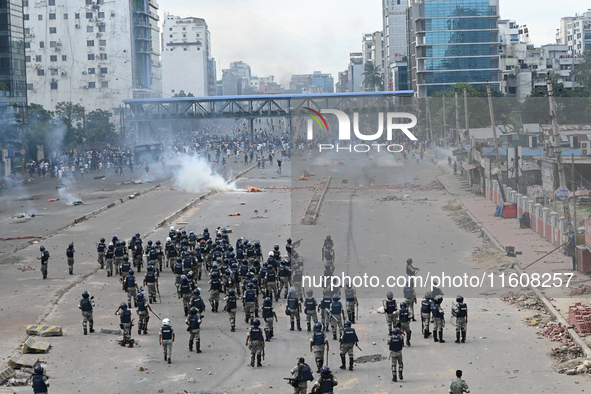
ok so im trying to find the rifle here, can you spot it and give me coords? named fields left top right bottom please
left=291, top=239, right=303, bottom=249
left=150, top=309, right=162, bottom=321
left=326, top=346, right=329, bottom=366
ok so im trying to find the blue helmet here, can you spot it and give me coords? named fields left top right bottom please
left=34, top=365, right=43, bottom=375
left=120, top=302, right=127, bottom=310
left=229, top=288, right=236, bottom=296
left=332, top=294, right=340, bottom=302
left=193, top=289, right=200, bottom=296
left=392, top=328, right=400, bottom=335
left=314, top=322, right=322, bottom=331
left=321, top=366, right=331, bottom=375
left=82, top=291, right=89, bottom=299
left=128, top=269, right=134, bottom=276
left=264, top=297, right=272, bottom=305
left=252, top=318, right=260, bottom=327
left=344, top=320, right=351, bottom=328
left=400, top=302, right=407, bottom=309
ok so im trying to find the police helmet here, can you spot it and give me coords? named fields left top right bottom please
left=323, top=288, right=331, bottom=296
left=148, top=240, right=153, bottom=246
left=273, top=244, right=279, bottom=251
left=136, top=233, right=141, bottom=238
left=203, top=228, right=209, bottom=233
left=147, top=265, right=154, bottom=272
left=293, top=264, right=299, bottom=270
left=215, top=245, right=222, bottom=251
left=306, top=290, right=313, bottom=297
left=344, top=320, right=351, bottom=328
left=170, top=226, right=175, bottom=231
left=321, top=366, right=331, bottom=375
left=228, top=246, right=234, bottom=252
left=246, top=272, right=253, bottom=279
left=128, top=269, right=134, bottom=276
left=228, top=288, right=235, bottom=296
left=162, top=318, right=170, bottom=326
left=100, top=238, right=105, bottom=243
left=189, top=230, right=194, bottom=234
left=326, top=235, right=331, bottom=240
left=187, top=272, right=193, bottom=280
left=40, top=246, right=45, bottom=252
left=247, top=282, right=253, bottom=289
left=193, top=289, right=200, bottom=296
left=287, top=238, right=292, bottom=243
left=222, top=228, right=227, bottom=234
left=400, top=301, right=407, bottom=309
left=249, top=267, right=256, bottom=274
left=252, top=278, right=258, bottom=284
left=131, top=236, right=137, bottom=241
left=243, top=239, right=249, bottom=245
left=406, top=258, right=412, bottom=264
left=231, top=263, right=238, bottom=269
left=325, top=263, right=331, bottom=270
left=224, top=258, right=230, bottom=264
left=387, top=291, right=394, bottom=300
left=156, top=240, right=161, bottom=245
left=207, top=239, right=212, bottom=244
left=434, top=295, right=443, bottom=304
left=254, top=241, right=260, bottom=246
left=34, top=365, right=43, bottom=375
left=181, top=275, right=187, bottom=283
left=247, top=242, right=252, bottom=248
left=314, top=322, right=322, bottom=331
left=332, top=294, right=340, bottom=301
left=113, top=235, right=118, bottom=240
left=108, top=244, right=114, bottom=250
left=262, top=262, right=268, bottom=268
left=424, top=292, right=432, bottom=300
left=242, top=259, right=248, bottom=265
left=120, top=302, right=128, bottom=310
left=190, top=307, right=197, bottom=316
left=166, top=237, right=172, bottom=242
left=264, top=297, right=272, bottom=305
left=252, top=318, right=260, bottom=327
left=269, top=251, right=274, bottom=256
left=212, top=262, right=218, bottom=269
left=456, top=295, right=464, bottom=303
left=82, top=291, right=89, bottom=298
left=392, top=328, right=400, bottom=335
left=253, top=258, right=260, bottom=265
left=176, top=257, right=182, bottom=263
left=225, top=269, right=231, bottom=276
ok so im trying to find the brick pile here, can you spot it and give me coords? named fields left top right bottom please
left=537, top=324, right=573, bottom=345
left=567, top=303, right=591, bottom=335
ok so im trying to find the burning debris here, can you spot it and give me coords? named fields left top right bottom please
left=13, top=212, right=35, bottom=219
left=298, top=171, right=314, bottom=181
left=55, top=184, right=67, bottom=189
left=247, top=186, right=261, bottom=192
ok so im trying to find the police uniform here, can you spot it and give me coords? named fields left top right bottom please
left=344, top=287, right=357, bottom=323
left=403, top=285, right=416, bottom=320
left=290, top=363, right=314, bottom=394
left=79, top=297, right=94, bottom=334
left=166, top=242, right=177, bottom=268
left=179, top=281, right=192, bottom=316
left=225, top=293, right=238, bottom=330
left=265, top=269, right=278, bottom=301
left=124, top=274, right=138, bottom=306
left=188, top=232, right=196, bottom=251
left=340, top=326, right=358, bottom=371
left=421, top=298, right=432, bottom=338
left=278, top=265, right=290, bottom=298
left=120, top=259, right=131, bottom=284
left=313, top=373, right=337, bottom=393
left=32, top=373, right=49, bottom=393
left=455, top=302, right=468, bottom=343
left=247, top=325, right=264, bottom=366
left=388, top=333, right=404, bottom=381
left=186, top=314, right=202, bottom=352
left=118, top=309, right=132, bottom=346
left=287, top=294, right=302, bottom=331
left=243, top=288, right=257, bottom=323
left=292, top=267, right=303, bottom=298
left=209, top=276, right=221, bottom=312
left=160, top=324, right=174, bottom=360
left=310, top=329, right=328, bottom=372
left=261, top=303, right=275, bottom=340
left=114, top=245, right=124, bottom=273
left=66, top=246, right=75, bottom=275
left=144, top=270, right=157, bottom=303
left=105, top=248, right=114, bottom=277
left=330, top=300, right=344, bottom=339
left=304, top=297, right=318, bottom=331
left=383, top=298, right=398, bottom=332
left=173, top=261, right=183, bottom=288
left=319, top=294, right=332, bottom=331
left=40, top=250, right=50, bottom=279
left=97, top=241, right=106, bottom=269
left=397, top=307, right=412, bottom=345
left=449, top=377, right=470, bottom=394
left=137, top=296, right=150, bottom=334
left=432, top=302, right=445, bottom=342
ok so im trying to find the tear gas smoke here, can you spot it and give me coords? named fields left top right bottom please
left=170, top=154, right=237, bottom=193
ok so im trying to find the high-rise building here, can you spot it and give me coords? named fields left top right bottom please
left=23, top=0, right=162, bottom=114
left=408, top=0, right=501, bottom=97
left=382, top=0, right=408, bottom=90
left=557, top=11, right=591, bottom=56
left=348, top=53, right=364, bottom=92
left=0, top=0, right=27, bottom=112
left=289, top=71, right=334, bottom=94
left=161, top=15, right=214, bottom=97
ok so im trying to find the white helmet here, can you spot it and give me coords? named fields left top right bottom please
left=268, top=251, right=274, bottom=256
left=170, top=226, right=174, bottom=231
left=166, top=237, right=171, bottom=242
left=162, top=318, right=170, bottom=326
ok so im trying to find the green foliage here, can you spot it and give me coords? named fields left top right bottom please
left=173, top=90, right=195, bottom=97
left=362, top=61, right=384, bottom=91
left=85, top=109, right=117, bottom=144
left=570, top=50, right=591, bottom=91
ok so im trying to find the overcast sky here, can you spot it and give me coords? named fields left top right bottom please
left=160, top=0, right=591, bottom=87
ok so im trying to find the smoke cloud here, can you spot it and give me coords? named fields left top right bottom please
left=170, top=154, right=237, bottom=193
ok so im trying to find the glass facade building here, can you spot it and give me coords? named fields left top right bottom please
left=0, top=0, right=27, bottom=112
left=409, top=0, right=500, bottom=96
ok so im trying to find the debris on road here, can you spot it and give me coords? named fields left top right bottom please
left=328, top=180, right=443, bottom=192
left=93, top=175, right=105, bottom=180
left=55, top=184, right=67, bottom=189
left=46, top=199, right=59, bottom=202
left=568, top=284, right=591, bottom=296
left=17, top=265, right=35, bottom=272
left=22, top=337, right=50, bottom=354
left=25, top=325, right=63, bottom=337
left=0, top=236, right=41, bottom=241
left=228, top=212, right=241, bottom=216
left=502, top=292, right=546, bottom=311
left=538, top=324, right=573, bottom=345
left=12, top=213, right=35, bottom=219
left=355, top=354, right=387, bottom=363
left=247, top=186, right=261, bottom=192
left=71, top=201, right=84, bottom=206
left=567, top=303, right=591, bottom=335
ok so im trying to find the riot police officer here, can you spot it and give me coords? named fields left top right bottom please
left=432, top=295, right=445, bottom=343
left=143, top=265, right=159, bottom=303
left=66, top=243, right=75, bottom=275
left=173, top=257, right=183, bottom=289
left=421, top=292, right=433, bottom=338
left=136, top=290, right=152, bottom=335
left=243, top=282, right=257, bottom=324
left=290, top=357, right=314, bottom=394
left=397, top=302, right=412, bottom=346
left=186, top=307, right=202, bottom=353
left=285, top=238, right=292, bottom=261
left=245, top=318, right=265, bottom=367
left=224, top=288, right=238, bottom=331
left=330, top=294, right=346, bottom=340
left=159, top=318, right=175, bottom=363
left=191, top=288, right=206, bottom=315
left=388, top=328, right=404, bottom=382
left=292, top=264, right=303, bottom=298
left=383, top=291, right=398, bottom=333
left=309, top=322, right=329, bottom=373
left=265, top=258, right=279, bottom=301
left=402, top=281, right=417, bottom=321
left=178, top=275, right=192, bottom=316
left=114, top=241, right=124, bottom=274
left=97, top=238, right=106, bottom=269
left=123, top=269, right=139, bottom=307
left=32, top=365, right=49, bottom=393
left=120, top=256, right=131, bottom=285
left=79, top=291, right=94, bottom=335
left=319, top=288, right=332, bottom=332
left=261, top=297, right=277, bottom=341
left=209, top=271, right=221, bottom=312
left=115, top=302, right=133, bottom=347
left=344, top=282, right=359, bottom=324
left=287, top=287, right=302, bottom=331
left=304, top=290, right=318, bottom=332
left=339, top=320, right=358, bottom=371
left=165, top=237, right=177, bottom=268
left=322, top=244, right=335, bottom=273
left=38, top=246, right=50, bottom=279
left=311, top=366, right=338, bottom=393
left=455, top=295, right=468, bottom=343
left=278, top=260, right=291, bottom=299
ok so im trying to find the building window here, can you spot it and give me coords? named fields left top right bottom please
left=98, top=12, right=104, bottom=18
left=50, top=41, right=58, bottom=48
left=48, top=0, right=55, bottom=4
left=50, top=27, right=57, bottom=34
left=100, top=67, right=107, bottom=74
left=88, top=68, right=95, bottom=74
left=99, top=53, right=107, bottom=59
left=63, top=13, right=68, bottom=19
left=87, top=40, right=94, bottom=46
left=62, top=55, right=67, bottom=61
left=87, top=54, right=95, bottom=60
left=27, top=83, right=33, bottom=90
left=98, top=25, right=105, bottom=32
left=196, top=34, right=200, bottom=37
left=86, top=12, right=93, bottom=19
left=37, top=69, right=44, bottom=76
left=51, top=69, right=58, bottom=75
left=39, top=41, right=44, bottom=48
left=88, top=82, right=95, bottom=88
left=86, top=0, right=92, bottom=4
left=169, top=28, right=172, bottom=31
left=49, top=13, right=56, bottom=20
left=183, top=48, right=187, bottom=51
left=87, top=26, right=94, bottom=32
left=182, top=27, right=186, bottom=30
left=51, top=82, right=58, bottom=89
left=24, top=28, right=30, bottom=34
left=97, top=0, right=104, bottom=4
left=23, top=0, right=29, bottom=6
left=25, top=56, right=31, bottom=62
left=75, top=13, right=80, bottom=19
left=183, top=34, right=186, bottom=38
left=101, top=81, right=108, bottom=88
left=24, top=14, right=29, bottom=20
left=197, top=47, right=200, bottom=50
left=169, top=34, right=172, bottom=38
left=35, top=55, right=42, bottom=61
left=38, top=14, right=43, bottom=20
left=24, top=42, right=30, bottom=48
left=99, top=39, right=106, bottom=46
left=50, top=55, right=57, bottom=61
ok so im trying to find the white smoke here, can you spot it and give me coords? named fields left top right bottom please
left=170, top=154, right=237, bottom=193
left=57, top=171, right=82, bottom=205
left=372, top=154, right=404, bottom=167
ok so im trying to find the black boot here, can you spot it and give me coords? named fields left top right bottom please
left=324, top=323, right=329, bottom=332
left=184, top=306, right=188, bottom=317
left=399, top=370, right=403, bottom=381
left=254, top=309, right=259, bottom=318
left=349, top=357, right=354, bottom=371
left=257, top=354, right=262, bottom=367
left=340, top=354, right=346, bottom=369
left=250, top=354, right=255, bottom=367
left=290, top=321, right=294, bottom=331
left=164, top=353, right=167, bottom=361
left=392, top=372, right=397, bottom=382
left=84, top=327, right=87, bottom=335
left=333, top=331, right=337, bottom=340
left=168, top=357, right=171, bottom=364
left=196, top=340, right=201, bottom=353
left=433, top=330, right=439, bottom=342
left=439, top=330, right=445, bottom=343
left=316, top=359, right=323, bottom=373
left=214, top=300, right=219, bottom=313
left=189, top=339, right=193, bottom=352
left=128, top=341, right=134, bottom=348
left=455, top=332, right=461, bottom=343
left=307, top=322, right=311, bottom=332
left=407, top=332, right=411, bottom=346
left=461, top=330, right=466, bottom=343
left=89, top=322, right=94, bottom=333
left=351, top=311, right=355, bottom=324
left=270, top=328, right=274, bottom=338
left=231, top=326, right=235, bottom=332
left=138, top=325, right=142, bottom=335
left=265, top=329, right=270, bottom=341
left=297, top=319, right=302, bottom=331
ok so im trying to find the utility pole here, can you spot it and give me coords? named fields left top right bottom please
left=425, top=97, right=433, bottom=142
left=572, top=153, right=578, bottom=270
left=463, top=88, right=470, bottom=142
left=455, top=92, right=460, bottom=144
left=486, top=84, right=501, bottom=172
left=547, top=74, right=566, bottom=188
left=442, top=94, right=447, bottom=142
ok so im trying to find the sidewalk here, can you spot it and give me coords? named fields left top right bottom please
left=437, top=158, right=591, bottom=350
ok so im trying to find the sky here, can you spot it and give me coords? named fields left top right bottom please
left=160, top=0, right=591, bottom=87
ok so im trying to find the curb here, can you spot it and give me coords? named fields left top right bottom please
left=456, top=199, right=591, bottom=358
left=301, top=176, right=331, bottom=225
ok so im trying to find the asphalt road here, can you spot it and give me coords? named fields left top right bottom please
left=0, top=151, right=587, bottom=393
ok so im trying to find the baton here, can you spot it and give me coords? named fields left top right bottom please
left=355, top=344, right=362, bottom=352
left=157, top=285, right=162, bottom=303
left=356, top=303, right=359, bottom=320
left=150, top=309, right=162, bottom=321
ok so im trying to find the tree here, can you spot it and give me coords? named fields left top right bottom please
left=362, top=61, right=383, bottom=91
left=173, top=90, right=195, bottom=97
left=570, top=50, right=591, bottom=91
left=54, top=101, right=86, bottom=147
left=85, top=109, right=117, bottom=144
